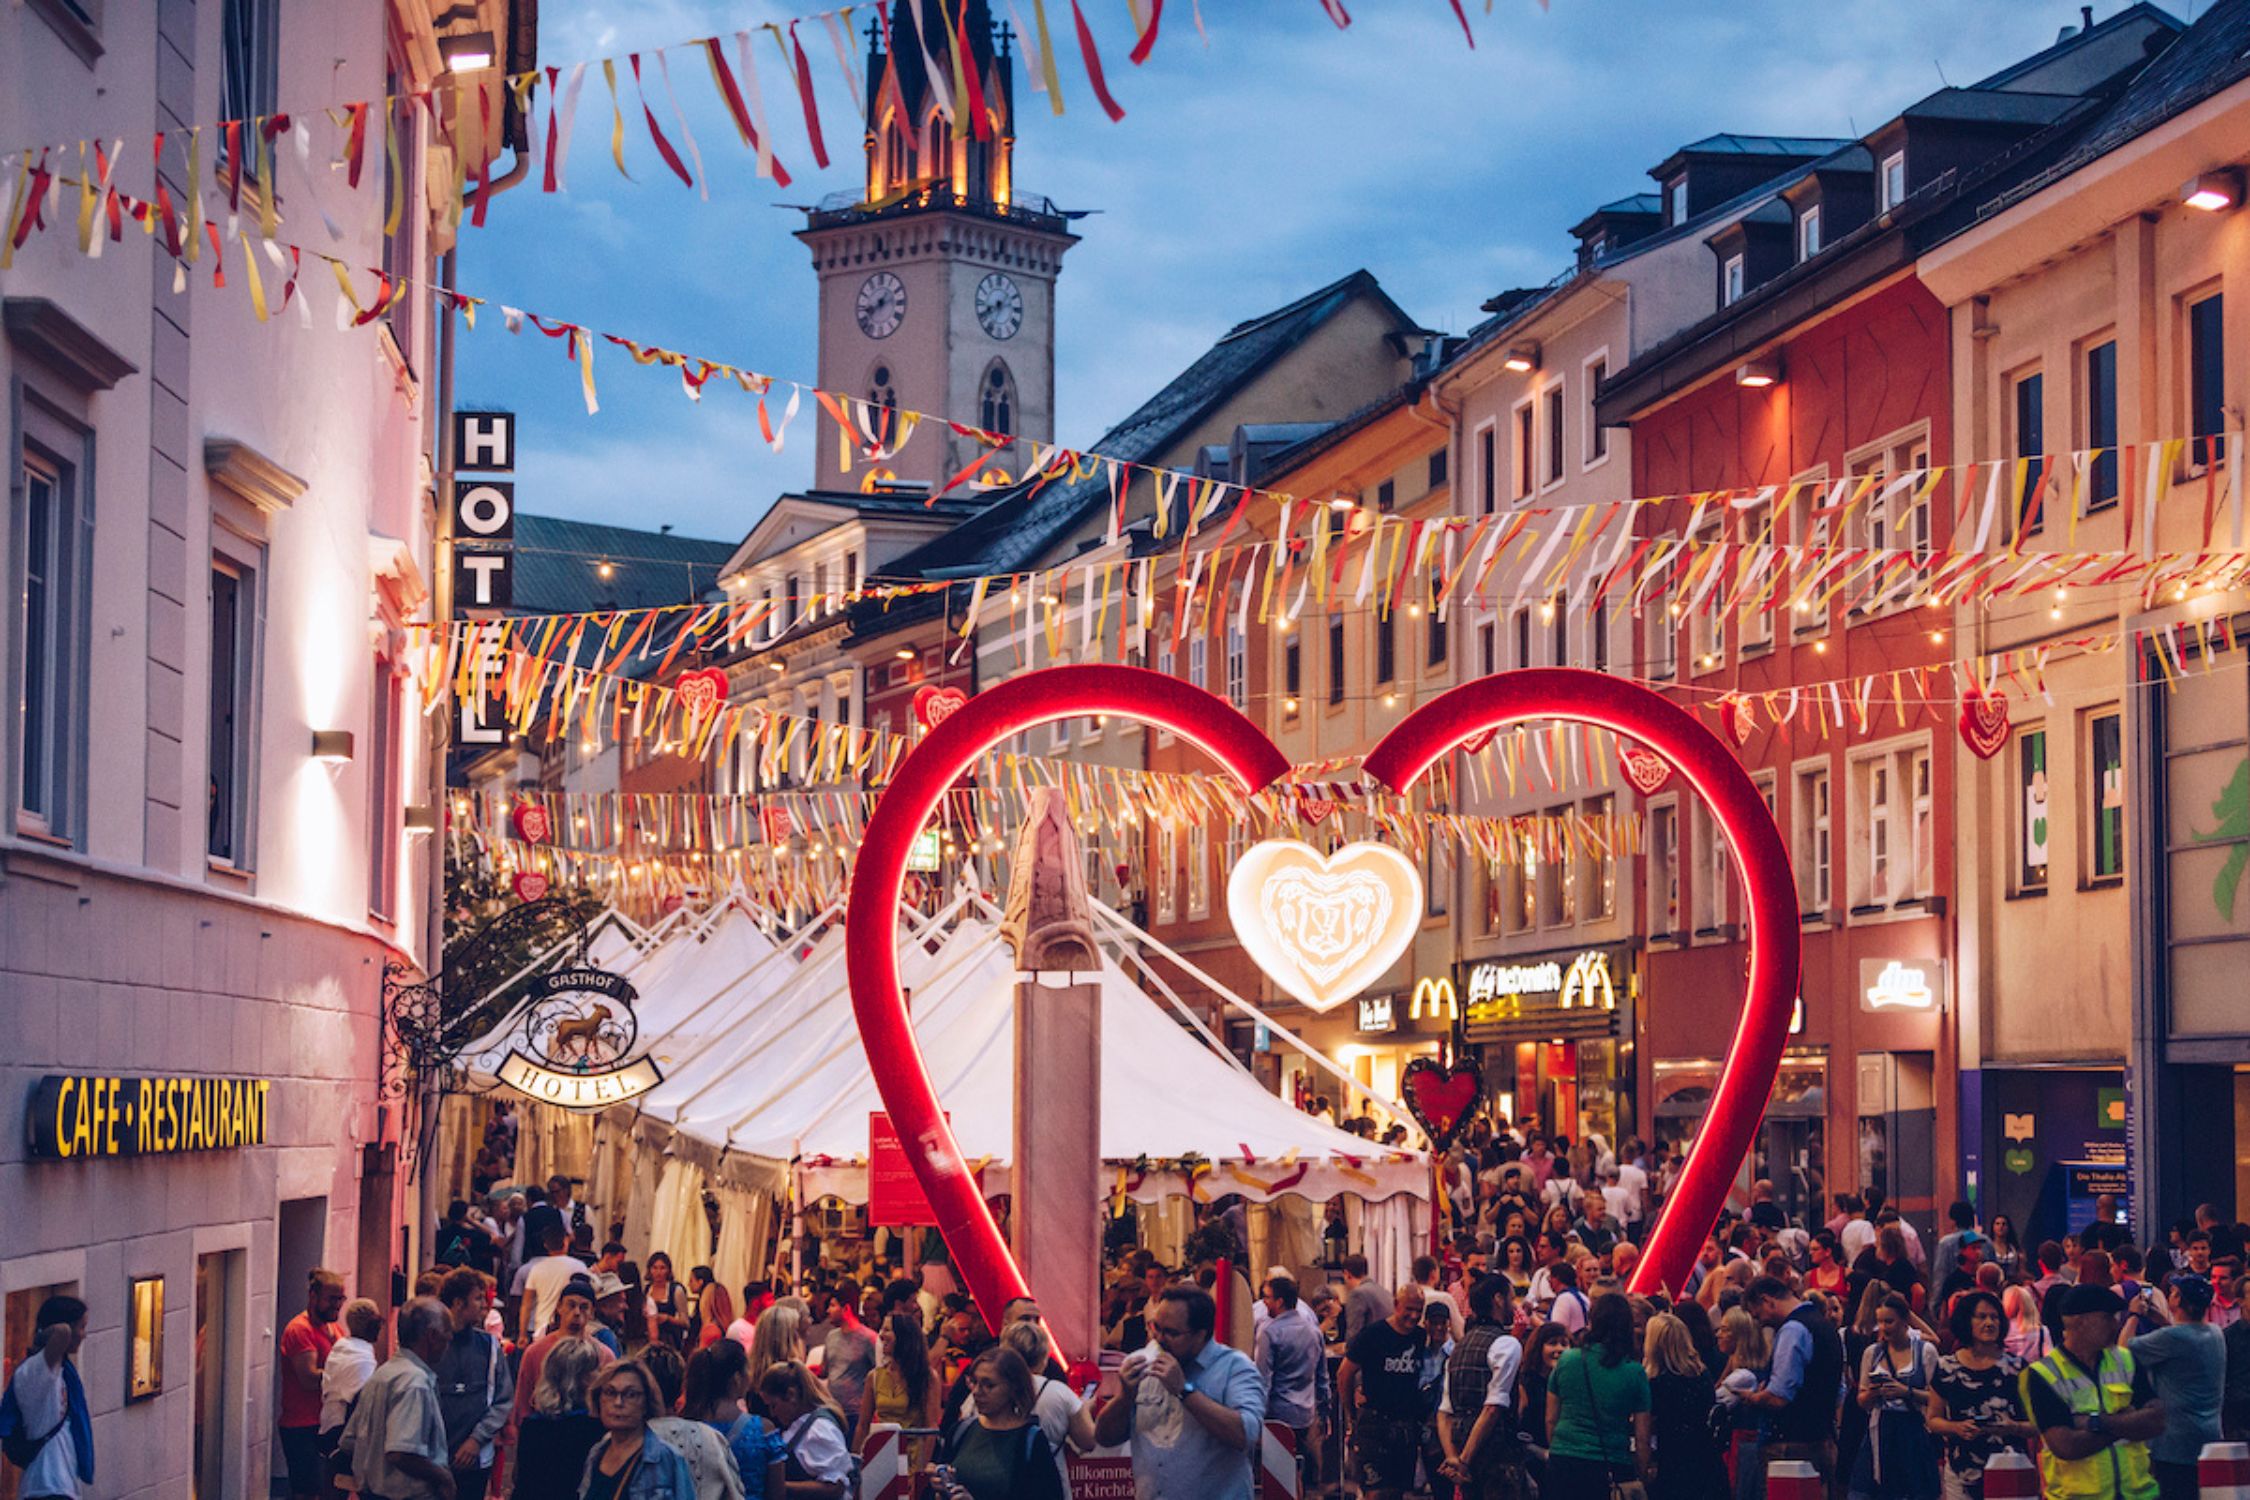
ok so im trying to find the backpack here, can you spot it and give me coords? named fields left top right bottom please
left=0, top=1371, right=67, bottom=1471
left=783, top=1406, right=861, bottom=1493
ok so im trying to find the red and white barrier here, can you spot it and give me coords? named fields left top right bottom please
left=1260, top=1421, right=1300, bottom=1500
left=1765, top=1457, right=1821, bottom=1500
left=2203, top=1441, right=2250, bottom=1499
left=859, top=1423, right=907, bottom=1500
left=1980, top=1449, right=2037, bottom=1499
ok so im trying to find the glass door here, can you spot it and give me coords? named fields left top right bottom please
left=193, top=1250, right=241, bottom=1500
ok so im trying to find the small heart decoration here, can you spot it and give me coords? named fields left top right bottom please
left=760, top=805, right=795, bottom=845
left=1299, top=796, right=1338, bottom=826
left=674, top=666, right=729, bottom=718
left=1619, top=741, right=1675, bottom=796
left=1718, top=696, right=1756, bottom=749
left=913, top=684, right=969, bottom=731
left=1959, top=685, right=2011, bottom=760
left=1401, top=1056, right=1483, bottom=1149
left=512, top=871, right=550, bottom=902
left=1227, top=839, right=1422, bottom=1012
left=511, top=802, right=551, bottom=844
left=2004, top=1147, right=2035, bottom=1175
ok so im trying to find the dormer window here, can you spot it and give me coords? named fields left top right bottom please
left=1723, top=254, right=1746, bottom=306
left=1797, top=205, right=1822, bottom=262
left=1879, top=151, right=1906, bottom=210
left=1669, top=176, right=1689, bottom=226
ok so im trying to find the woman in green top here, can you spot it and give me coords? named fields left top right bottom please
left=931, top=1348, right=1063, bottom=1500
left=1544, top=1292, right=1653, bottom=1493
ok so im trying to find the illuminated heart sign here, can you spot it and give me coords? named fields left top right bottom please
left=511, top=801, right=551, bottom=844
left=912, top=684, right=969, bottom=731
left=1618, top=741, right=1674, bottom=795
left=847, top=665, right=1796, bottom=1325
left=674, top=666, right=729, bottom=719
left=1228, top=839, right=1421, bottom=1012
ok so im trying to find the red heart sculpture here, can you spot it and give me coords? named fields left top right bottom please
left=512, top=871, right=549, bottom=902
left=1960, top=685, right=2010, bottom=761
left=1718, top=695, right=1756, bottom=748
left=849, top=666, right=1797, bottom=1325
left=1461, top=727, right=1499, bottom=754
left=511, top=802, right=551, bottom=844
left=913, top=684, right=969, bottom=731
left=1401, top=1057, right=1482, bottom=1149
left=674, top=666, right=729, bottom=719
left=1619, top=741, right=1674, bottom=796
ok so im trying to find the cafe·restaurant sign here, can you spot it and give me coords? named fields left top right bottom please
left=28, top=1074, right=269, bottom=1160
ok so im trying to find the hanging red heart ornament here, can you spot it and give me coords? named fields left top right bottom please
left=1299, top=795, right=1339, bottom=826
left=511, top=802, right=551, bottom=844
left=912, top=684, right=969, bottom=731
left=511, top=871, right=549, bottom=902
left=1718, top=695, right=1756, bottom=749
left=673, top=667, right=729, bottom=720
left=848, top=666, right=1798, bottom=1325
left=1401, top=1056, right=1482, bottom=1149
left=1959, top=685, right=2011, bottom=760
left=760, top=805, right=795, bottom=845
left=1618, top=741, right=1675, bottom=795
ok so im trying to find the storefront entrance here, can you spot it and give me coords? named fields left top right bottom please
left=1654, top=1050, right=1828, bottom=1224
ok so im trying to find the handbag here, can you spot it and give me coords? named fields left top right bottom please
left=1576, top=1353, right=1649, bottom=1500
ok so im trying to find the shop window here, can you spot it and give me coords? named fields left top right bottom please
left=1583, top=793, right=1616, bottom=920
left=2015, top=727, right=2049, bottom=894
left=1225, top=625, right=1247, bottom=708
left=1738, top=496, right=1774, bottom=653
left=1795, top=763, right=1832, bottom=918
left=1648, top=798, right=1681, bottom=938
left=1326, top=614, right=1346, bottom=706
left=2086, top=707, right=2124, bottom=883
left=1187, top=823, right=1210, bottom=919
left=2189, top=291, right=2226, bottom=445
left=1154, top=822, right=1178, bottom=924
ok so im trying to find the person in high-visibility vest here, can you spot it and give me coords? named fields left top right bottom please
left=2020, top=1285, right=2167, bottom=1499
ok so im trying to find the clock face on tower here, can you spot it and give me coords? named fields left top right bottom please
left=856, top=272, right=907, bottom=339
left=975, top=272, right=1024, bottom=341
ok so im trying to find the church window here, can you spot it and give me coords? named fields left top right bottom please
left=980, top=363, right=1015, bottom=434
left=869, top=364, right=898, bottom=411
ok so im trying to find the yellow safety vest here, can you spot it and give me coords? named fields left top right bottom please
left=2021, top=1345, right=2158, bottom=1500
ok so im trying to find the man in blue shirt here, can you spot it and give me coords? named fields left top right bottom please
left=1744, top=1275, right=1846, bottom=1480
left=2127, top=1274, right=2226, bottom=1499
left=1094, top=1283, right=1266, bottom=1500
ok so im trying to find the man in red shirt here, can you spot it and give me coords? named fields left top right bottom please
left=277, top=1268, right=347, bottom=1498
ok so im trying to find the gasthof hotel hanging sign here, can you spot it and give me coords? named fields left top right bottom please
left=495, top=966, right=664, bottom=1109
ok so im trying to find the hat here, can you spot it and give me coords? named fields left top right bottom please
left=2060, top=1284, right=2127, bottom=1318
left=558, top=1276, right=599, bottom=1306
left=591, top=1272, right=628, bottom=1301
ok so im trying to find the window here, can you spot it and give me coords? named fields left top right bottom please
left=1513, top=609, right=1533, bottom=671
left=1692, top=800, right=1729, bottom=934
left=1512, top=403, right=1535, bottom=500
left=1739, top=495, right=1774, bottom=652
left=1376, top=479, right=1395, bottom=513
left=1327, top=614, right=1346, bottom=705
left=1797, top=205, right=1821, bottom=262
left=1187, top=823, right=1210, bottom=919
left=2085, top=339, right=2119, bottom=509
left=1225, top=626, right=1247, bottom=708
left=868, top=363, right=897, bottom=412
left=2189, top=292, right=2226, bottom=445
left=1648, top=800, right=1681, bottom=937
left=980, top=362, right=1014, bottom=433
left=786, top=574, right=802, bottom=627
left=1426, top=606, right=1447, bottom=668
left=1591, top=598, right=1610, bottom=674
left=1425, top=837, right=1450, bottom=918
left=1723, top=254, right=1746, bottom=306
left=1478, top=425, right=1496, bottom=514
left=1156, top=644, right=1176, bottom=744
left=1284, top=632, right=1301, bottom=714
left=1795, top=763, right=1832, bottom=917
left=1510, top=828, right=1537, bottom=931
left=220, top=0, right=279, bottom=128
left=380, top=62, right=414, bottom=369
left=1155, top=823, right=1177, bottom=923
left=1428, top=449, right=1448, bottom=489
left=1583, top=793, right=1616, bottom=919
left=2087, top=708, right=2124, bottom=883
left=1542, top=805, right=1577, bottom=926
left=1668, top=175, right=1688, bottom=225
left=15, top=431, right=88, bottom=844
left=1479, top=621, right=1497, bottom=678
left=1549, top=606, right=1566, bottom=666
left=1188, top=635, right=1207, bottom=691
left=1376, top=611, right=1396, bottom=684
left=368, top=657, right=399, bottom=918
left=1543, top=383, right=1565, bottom=485
left=2015, top=727, right=2049, bottom=893
left=1910, top=746, right=1934, bottom=900
left=1847, top=428, right=1931, bottom=612
left=2013, top=368, right=2045, bottom=533
left=1791, top=471, right=1832, bottom=638
left=207, top=560, right=257, bottom=865
left=813, top=560, right=829, bottom=616
left=1644, top=572, right=1677, bottom=680
left=1879, top=150, right=1906, bottom=210
left=1849, top=741, right=1936, bottom=910
left=1585, top=356, right=1610, bottom=463
left=1689, top=515, right=1725, bottom=670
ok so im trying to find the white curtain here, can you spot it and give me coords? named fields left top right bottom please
left=1357, top=1195, right=1429, bottom=1291
left=623, top=1133, right=665, bottom=1250
left=646, top=1158, right=713, bottom=1272
left=1249, top=1197, right=1321, bottom=1286
left=711, top=1183, right=770, bottom=1302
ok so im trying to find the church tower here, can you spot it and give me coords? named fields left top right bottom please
left=798, top=0, right=1078, bottom=496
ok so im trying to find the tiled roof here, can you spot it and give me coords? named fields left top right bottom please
left=886, top=269, right=1416, bottom=578
left=508, top=515, right=735, bottom=616
left=1673, top=133, right=1856, bottom=158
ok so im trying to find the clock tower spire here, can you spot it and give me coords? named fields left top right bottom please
left=797, top=1, right=1078, bottom=496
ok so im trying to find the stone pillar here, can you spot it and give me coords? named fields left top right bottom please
left=1002, top=791, right=1101, bottom=1361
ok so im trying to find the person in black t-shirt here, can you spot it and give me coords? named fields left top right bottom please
left=1340, top=1284, right=1428, bottom=1500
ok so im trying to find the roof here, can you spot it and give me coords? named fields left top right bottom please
left=1898, top=86, right=2086, bottom=127
left=884, top=269, right=1420, bottom=578
left=1255, top=389, right=1414, bottom=481
left=1649, top=133, right=1853, bottom=177
left=508, top=514, right=736, bottom=616
left=1973, top=1, right=2182, bottom=90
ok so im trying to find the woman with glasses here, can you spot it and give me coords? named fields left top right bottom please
left=579, top=1360, right=696, bottom=1500
left=930, top=1347, right=1065, bottom=1500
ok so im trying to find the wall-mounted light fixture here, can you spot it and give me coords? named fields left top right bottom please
left=1735, top=358, right=1782, bottom=389
left=433, top=3, right=495, bottom=71
left=311, top=730, right=356, bottom=762
left=402, top=805, right=439, bottom=835
left=2182, top=170, right=2243, bottom=212
left=1502, top=344, right=1540, bottom=374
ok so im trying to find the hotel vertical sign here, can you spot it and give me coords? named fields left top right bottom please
left=452, top=410, right=516, bottom=755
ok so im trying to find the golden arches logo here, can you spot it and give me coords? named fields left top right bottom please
left=1411, top=976, right=1458, bottom=1021
left=1558, top=952, right=1616, bottom=1011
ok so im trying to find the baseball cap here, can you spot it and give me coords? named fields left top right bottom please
left=2061, top=1284, right=2126, bottom=1317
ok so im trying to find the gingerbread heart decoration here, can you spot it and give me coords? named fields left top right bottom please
left=511, top=802, right=551, bottom=844
left=760, top=805, right=795, bottom=845
left=674, top=667, right=729, bottom=720
left=1718, top=695, right=1756, bottom=749
left=1227, top=839, right=1422, bottom=1012
left=1619, top=741, right=1675, bottom=796
left=1299, top=795, right=1339, bottom=826
left=512, top=871, right=550, bottom=902
left=1401, top=1056, right=1483, bottom=1150
left=1960, top=685, right=2011, bottom=761
left=913, top=684, right=969, bottom=731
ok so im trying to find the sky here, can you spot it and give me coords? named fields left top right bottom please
left=454, top=0, right=2156, bottom=544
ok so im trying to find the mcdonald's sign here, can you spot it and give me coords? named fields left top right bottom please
left=1410, top=976, right=1459, bottom=1022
